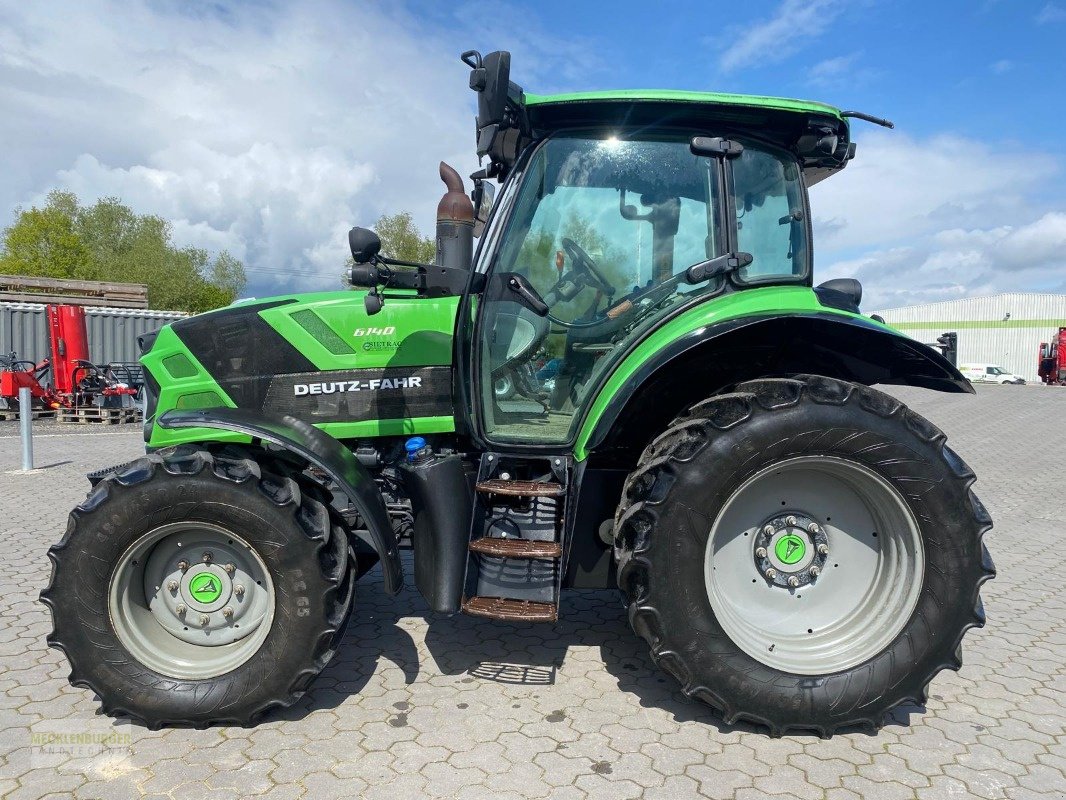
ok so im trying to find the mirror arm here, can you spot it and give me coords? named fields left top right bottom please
left=506, top=274, right=549, bottom=316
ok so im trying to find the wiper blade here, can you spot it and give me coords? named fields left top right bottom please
left=685, top=252, right=753, bottom=284
left=841, top=110, right=895, bottom=129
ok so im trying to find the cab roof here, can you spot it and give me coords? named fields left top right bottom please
left=523, top=89, right=844, bottom=120
left=520, top=90, right=852, bottom=185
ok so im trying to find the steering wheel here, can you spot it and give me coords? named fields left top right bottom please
left=561, top=238, right=614, bottom=295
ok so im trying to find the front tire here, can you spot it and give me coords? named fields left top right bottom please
left=614, top=376, right=995, bottom=736
left=41, top=446, right=356, bottom=728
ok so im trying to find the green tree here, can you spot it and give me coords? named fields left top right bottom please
left=0, top=190, right=246, bottom=313
left=374, top=211, right=435, bottom=263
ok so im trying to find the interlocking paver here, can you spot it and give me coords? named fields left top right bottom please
left=1, top=385, right=1065, bottom=799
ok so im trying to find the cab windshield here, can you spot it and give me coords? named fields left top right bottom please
left=479, top=132, right=808, bottom=444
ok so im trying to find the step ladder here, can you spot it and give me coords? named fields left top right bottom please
left=461, top=454, right=569, bottom=623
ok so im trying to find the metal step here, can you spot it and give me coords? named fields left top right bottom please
left=475, top=479, right=564, bottom=497
left=469, top=537, right=562, bottom=560
left=461, top=596, right=558, bottom=623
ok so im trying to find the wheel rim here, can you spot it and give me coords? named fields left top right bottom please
left=108, top=522, right=275, bottom=680
left=704, top=456, right=924, bottom=675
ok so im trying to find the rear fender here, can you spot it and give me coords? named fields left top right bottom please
left=158, top=406, right=403, bottom=595
left=578, top=312, right=971, bottom=462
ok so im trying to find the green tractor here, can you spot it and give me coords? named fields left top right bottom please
left=42, top=50, right=993, bottom=736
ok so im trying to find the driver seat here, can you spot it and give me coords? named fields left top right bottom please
left=488, top=301, right=550, bottom=377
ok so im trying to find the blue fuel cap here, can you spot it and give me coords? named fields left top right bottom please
left=404, top=437, right=428, bottom=462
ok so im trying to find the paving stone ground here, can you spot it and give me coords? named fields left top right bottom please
left=0, top=385, right=1064, bottom=799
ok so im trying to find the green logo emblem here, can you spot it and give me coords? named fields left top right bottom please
left=189, top=573, right=223, bottom=604
left=775, top=534, right=806, bottom=565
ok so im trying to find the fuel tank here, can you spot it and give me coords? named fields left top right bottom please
left=141, top=290, right=460, bottom=447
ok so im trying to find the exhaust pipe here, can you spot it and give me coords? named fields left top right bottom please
left=435, top=162, right=474, bottom=270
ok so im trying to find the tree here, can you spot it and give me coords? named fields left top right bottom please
left=0, top=190, right=247, bottom=313
left=374, top=211, right=435, bottom=263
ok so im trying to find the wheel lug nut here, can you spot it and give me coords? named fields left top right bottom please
left=755, top=546, right=767, bottom=558
left=234, top=584, right=245, bottom=598
left=807, top=522, right=819, bottom=533
left=765, top=568, right=777, bottom=580
left=199, top=614, right=210, bottom=626
left=817, top=544, right=829, bottom=555
left=177, top=560, right=189, bottom=572
left=785, top=516, right=797, bottom=527
left=810, top=565, right=821, bottom=577
left=222, top=607, right=234, bottom=619
left=176, top=604, right=187, bottom=615
left=224, top=563, right=236, bottom=575
left=763, top=525, right=774, bottom=536
left=167, top=580, right=179, bottom=592
left=788, top=576, right=800, bottom=588
left=202, top=551, right=213, bottom=564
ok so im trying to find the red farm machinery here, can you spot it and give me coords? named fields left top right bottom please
left=1038, top=328, right=1066, bottom=386
left=0, top=304, right=140, bottom=419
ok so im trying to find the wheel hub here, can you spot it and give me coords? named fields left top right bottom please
left=142, top=533, right=271, bottom=647
left=754, top=513, right=828, bottom=588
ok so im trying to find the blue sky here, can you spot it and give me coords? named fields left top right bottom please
left=489, top=0, right=1066, bottom=145
left=1, top=0, right=1064, bottom=308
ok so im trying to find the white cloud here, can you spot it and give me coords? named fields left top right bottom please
left=716, top=0, right=844, bottom=73
left=811, top=132, right=1066, bottom=309
left=990, top=58, right=1014, bottom=74
left=810, top=54, right=858, bottom=84
left=1036, top=3, right=1066, bottom=23
left=0, top=1, right=486, bottom=294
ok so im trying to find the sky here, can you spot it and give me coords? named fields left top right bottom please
left=1, top=0, right=1065, bottom=310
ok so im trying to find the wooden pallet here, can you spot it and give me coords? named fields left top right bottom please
left=55, top=406, right=140, bottom=425
left=0, top=408, right=56, bottom=421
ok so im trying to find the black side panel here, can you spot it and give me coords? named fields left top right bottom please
left=263, top=366, right=453, bottom=421
left=400, top=454, right=473, bottom=613
left=564, top=466, right=626, bottom=589
left=157, top=407, right=403, bottom=595
left=171, top=300, right=315, bottom=409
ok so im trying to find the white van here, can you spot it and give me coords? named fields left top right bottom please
left=960, top=363, right=1026, bottom=385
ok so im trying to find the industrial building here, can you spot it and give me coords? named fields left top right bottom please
left=0, top=302, right=187, bottom=366
left=876, top=292, right=1066, bottom=383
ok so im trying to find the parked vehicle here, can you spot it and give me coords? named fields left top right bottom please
left=42, top=49, right=994, bottom=737
left=960, top=363, right=1026, bottom=385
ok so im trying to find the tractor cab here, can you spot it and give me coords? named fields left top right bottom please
left=462, top=52, right=857, bottom=447
left=476, top=123, right=811, bottom=443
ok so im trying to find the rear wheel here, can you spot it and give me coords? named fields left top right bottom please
left=42, top=446, right=356, bottom=728
left=615, top=376, right=995, bottom=736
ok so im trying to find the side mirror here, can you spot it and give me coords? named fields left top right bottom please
left=471, top=180, right=496, bottom=238
left=348, top=227, right=381, bottom=264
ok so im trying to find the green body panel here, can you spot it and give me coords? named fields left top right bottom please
left=573, top=286, right=889, bottom=460
left=524, top=89, right=843, bottom=119
left=257, top=290, right=458, bottom=370
left=142, top=326, right=249, bottom=448
left=144, top=291, right=460, bottom=449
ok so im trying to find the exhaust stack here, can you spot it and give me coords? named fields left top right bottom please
left=435, top=162, right=474, bottom=270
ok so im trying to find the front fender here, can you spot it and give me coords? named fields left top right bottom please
left=158, top=407, right=403, bottom=595
left=576, top=310, right=970, bottom=460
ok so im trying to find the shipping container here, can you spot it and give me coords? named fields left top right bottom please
left=0, top=302, right=187, bottom=367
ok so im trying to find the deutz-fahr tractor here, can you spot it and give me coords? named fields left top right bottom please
left=42, top=50, right=994, bottom=736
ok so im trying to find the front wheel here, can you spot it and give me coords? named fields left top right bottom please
left=41, top=446, right=356, bottom=728
left=615, top=376, right=995, bottom=736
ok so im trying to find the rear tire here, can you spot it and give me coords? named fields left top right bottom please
left=41, top=446, right=356, bottom=728
left=614, top=376, right=995, bottom=736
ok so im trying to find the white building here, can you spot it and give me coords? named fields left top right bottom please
left=876, top=292, right=1066, bottom=382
